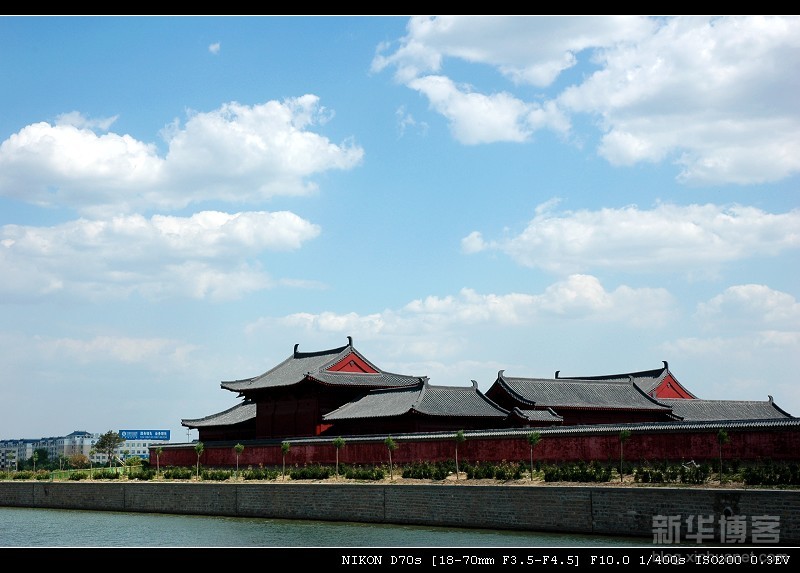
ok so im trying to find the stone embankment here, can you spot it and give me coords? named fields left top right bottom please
left=1, top=479, right=798, bottom=545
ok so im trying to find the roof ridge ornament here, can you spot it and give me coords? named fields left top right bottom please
left=347, top=336, right=353, bottom=347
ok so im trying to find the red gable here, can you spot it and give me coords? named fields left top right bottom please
left=652, top=373, right=695, bottom=399
left=325, top=351, right=379, bottom=374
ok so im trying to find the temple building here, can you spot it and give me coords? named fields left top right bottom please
left=182, top=337, right=793, bottom=443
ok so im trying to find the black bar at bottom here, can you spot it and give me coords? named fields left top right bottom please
left=2, top=546, right=797, bottom=568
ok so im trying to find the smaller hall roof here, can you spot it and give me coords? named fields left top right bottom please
left=555, top=361, right=697, bottom=398
left=494, top=370, right=674, bottom=413
left=323, top=379, right=509, bottom=421
left=660, top=396, right=794, bottom=421
left=510, top=408, right=564, bottom=424
left=182, top=400, right=256, bottom=428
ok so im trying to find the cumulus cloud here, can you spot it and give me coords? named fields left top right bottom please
left=464, top=201, right=800, bottom=274
left=407, top=75, right=539, bottom=144
left=249, top=274, right=675, bottom=340
left=0, top=211, right=320, bottom=301
left=695, top=284, right=800, bottom=330
left=375, top=15, right=800, bottom=184
left=372, top=16, right=651, bottom=86
left=0, top=95, right=364, bottom=216
left=560, top=16, right=800, bottom=184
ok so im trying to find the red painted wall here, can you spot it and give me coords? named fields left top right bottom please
left=157, top=427, right=800, bottom=469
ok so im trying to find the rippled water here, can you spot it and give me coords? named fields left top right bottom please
left=0, top=507, right=653, bottom=547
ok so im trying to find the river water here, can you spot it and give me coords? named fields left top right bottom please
left=0, top=506, right=653, bottom=548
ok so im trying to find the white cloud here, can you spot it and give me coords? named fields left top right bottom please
left=660, top=283, right=800, bottom=407
left=407, top=75, right=535, bottom=144
left=251, top=274, right=675, bottom=342
left=56, top=111, right=119, bottom=131
left=373, top=16, right=651, bottom=87
left=0, top=211, right=320, bottom=301
left=209, top=42, right=221, bottom=54
left=460, top=231, right=486, bottom=254
left=561, top=16, right=800, bottom=184
left=695, top=284, right=800, bottom=330
left=663, top=332, right=800, bottom=373
left=465, top=201, right=800, bottom=274
left=376, top=15, right=800, bottom=184
left=46, top=335, right=198, bottom=365
left=0, top=96, right=364, bottom=216
left=395, top=105, right=428, bottom=137
left=661, top=332, right=800, bottom=412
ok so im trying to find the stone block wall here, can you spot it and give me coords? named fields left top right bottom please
left=0, top=482, right=797, bottom=545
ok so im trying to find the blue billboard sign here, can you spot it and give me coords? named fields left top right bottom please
left=118, top=430, right=170, bottom=441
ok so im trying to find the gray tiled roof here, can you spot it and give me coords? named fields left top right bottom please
left=555, top=361, right=698, bottom=398
left=512, top=408, right=564, bottom=422
left=400, top=418, right=800, bottom=442
left=323, top=380, right=509, bottom=421
left=182, top=401, right=256, bottom=428
left=309, top=370, right=424, bottom=388
left=220, top=338, right=422, bottom=393
left=497, top=372, right=672, bottom=411
left=557, top=363, right=667, bottom=393
left=660, top=397, right=794, bottom=421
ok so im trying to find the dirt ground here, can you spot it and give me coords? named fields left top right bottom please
left=265, top=472, right=770, bottom=489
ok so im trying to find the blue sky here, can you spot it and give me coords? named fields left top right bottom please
left=1, top=16, right=798, bottom=442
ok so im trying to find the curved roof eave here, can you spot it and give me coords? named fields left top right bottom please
left=495, top=370, right=537, bottom=407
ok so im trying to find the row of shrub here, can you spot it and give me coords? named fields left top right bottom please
left=543, top=461, right=613, bottom=482
left=3, top=460, right=799, bottom=485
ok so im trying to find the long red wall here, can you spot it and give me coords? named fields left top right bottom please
left=154, top=425, right=800, bottom=469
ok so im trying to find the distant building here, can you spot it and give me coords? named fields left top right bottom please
left=0, top=429, right=170, bottom=470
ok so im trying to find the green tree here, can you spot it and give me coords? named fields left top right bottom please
left=89, top=449, right=96, bottom=477
left=95, top=431, right=126, bottom=468
left=384, top=436, right=397, bottom=481
left=454, top=430, right=466, bottom=480
left=154, top=446, right=163, bottom=476
left=333, top=437, right=345, bottom=477
left=124, top=454, right=142, bottom=476
left=7, top=452, right=15, bottom=472
left=527, top=432, right=541, bottom=482
left=233, top=443, right=245, bottom=478
left=29, top=448, right=48, bottom=471
left=281, top=441, right=291, bottom=481
left=194, top=441, right=204, bottom=480
left=717, top=429, right=730, bottom=484
left=619, top=429, right=632, bottom=482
